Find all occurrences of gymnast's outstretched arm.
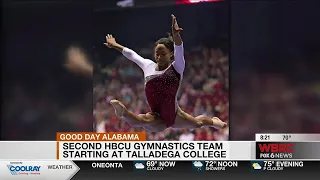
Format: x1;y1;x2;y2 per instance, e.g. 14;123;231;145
104;34;154;72
171;14;185;75
64;46;93;78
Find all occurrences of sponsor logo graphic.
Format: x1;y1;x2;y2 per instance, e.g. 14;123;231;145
7;163;41;175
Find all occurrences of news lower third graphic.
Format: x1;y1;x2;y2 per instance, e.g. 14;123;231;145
256;142;295;159
134;161;177;172
92;162;124;169
134;161;146;172
205;161;238;171
0;161;79;180
7;163;41;176
192;161;204;172
251;161;264;171
251;161;305;171
192;161;239;172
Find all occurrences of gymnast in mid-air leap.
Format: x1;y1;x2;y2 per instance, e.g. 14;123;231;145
64;15;227;132
103;15;227;132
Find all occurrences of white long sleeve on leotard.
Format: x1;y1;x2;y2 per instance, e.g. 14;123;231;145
122;43;186;79
121;48;154;72
172;43;186;75
122;44;185;127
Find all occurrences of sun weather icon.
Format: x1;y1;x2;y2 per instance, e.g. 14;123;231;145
192;161;204;172
252;163;261;169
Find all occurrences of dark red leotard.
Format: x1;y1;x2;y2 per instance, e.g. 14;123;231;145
122;44;185;127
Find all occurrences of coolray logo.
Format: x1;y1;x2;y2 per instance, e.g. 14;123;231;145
0;161;79;179
7;165;41;175
7;165;18;175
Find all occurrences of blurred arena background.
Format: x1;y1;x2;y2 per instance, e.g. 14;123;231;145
2;1;93;140
2;0;319;141
93;1;229;141
231;1;320;140
2;0;229;141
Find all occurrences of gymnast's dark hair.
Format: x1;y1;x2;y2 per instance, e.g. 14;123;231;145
155;33;174;52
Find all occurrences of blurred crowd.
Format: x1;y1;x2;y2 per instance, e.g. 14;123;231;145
4;0;318;142
2;67;92;140
94;43;229;141
232;53;320;140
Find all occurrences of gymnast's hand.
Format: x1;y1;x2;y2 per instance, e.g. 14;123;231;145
171;14;183;36
64;46;93;77
104;34;117;48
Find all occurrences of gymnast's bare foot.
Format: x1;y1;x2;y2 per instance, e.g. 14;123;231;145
212;117;228;129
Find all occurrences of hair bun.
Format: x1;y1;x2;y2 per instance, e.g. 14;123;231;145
166;32;173;41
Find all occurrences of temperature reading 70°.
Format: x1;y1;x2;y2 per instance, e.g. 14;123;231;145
283;135;292;141
146;161;157;167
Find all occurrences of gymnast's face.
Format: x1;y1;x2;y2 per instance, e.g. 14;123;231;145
154;44;173;66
